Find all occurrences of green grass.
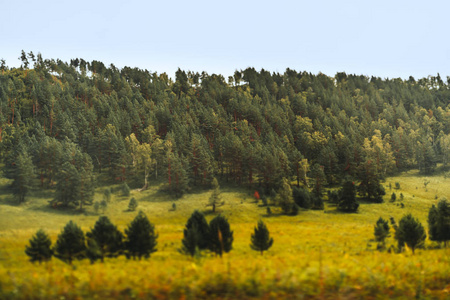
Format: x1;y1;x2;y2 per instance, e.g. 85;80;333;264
1;171;450;299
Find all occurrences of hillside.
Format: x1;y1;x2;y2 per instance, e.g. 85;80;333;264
1;53;450;298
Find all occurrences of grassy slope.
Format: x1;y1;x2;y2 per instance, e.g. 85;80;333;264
0;171;450;299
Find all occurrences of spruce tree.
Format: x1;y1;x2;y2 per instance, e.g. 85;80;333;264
250;220;274;255
184;210;210;250
374;217;390;250
25;229;53;264
128;197;138;211
276;177;295;214
428;198;450;247
54;221;86;264
395;213;426;254
124;211;158;259
86;216;123;262
209;215;233;257
180;224;201;257
122;182;131;197
207;178;223;213
337;181;359;212
11;151;35;203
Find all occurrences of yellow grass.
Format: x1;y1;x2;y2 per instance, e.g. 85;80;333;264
1;172;450;299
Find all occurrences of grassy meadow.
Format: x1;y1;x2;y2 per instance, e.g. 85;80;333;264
1;170;450;299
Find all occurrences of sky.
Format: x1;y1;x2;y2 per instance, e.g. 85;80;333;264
1;0;449;80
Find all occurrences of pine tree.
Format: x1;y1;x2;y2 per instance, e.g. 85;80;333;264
180;224;201;257
103;188;112;203
124;211;158;259
374;217;390;250
357;160;386;203
337;181;359;212
25;229;53;263
207;178;223;213
276;177;295;214
428;198;450;247
122;182;131;197
183;210;210;250
54;221;86;264
86;216;123;262
250;220;274;255
209;215;233;257
11;151;35;203
395;214;426;254
128;197;138;211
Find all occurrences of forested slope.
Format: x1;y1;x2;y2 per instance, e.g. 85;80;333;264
1;52;449;207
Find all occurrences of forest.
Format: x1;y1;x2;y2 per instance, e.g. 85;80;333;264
1;51;450;298
1;51;449;208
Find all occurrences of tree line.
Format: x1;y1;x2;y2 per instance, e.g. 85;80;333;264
1;51;450;208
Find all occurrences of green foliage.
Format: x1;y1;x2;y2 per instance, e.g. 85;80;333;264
250;220;274;255
54;220;86;264
276;178;295;214
395;182;401;189
293;186;312;209
2;56;450;210
311;194;324;210
209;215;233;257
25;229;53;263
337;181;359;212
124;211;158;260
100;199;108;214
51;145;95;210
10;151;35;203
180;224;201;257
184;210;210;250
128;197;138;211
374;217;390;250
395;214;426;254
86;216;123;262
207;178;223;213
94;201;100;214
122;183;131;197
427;198;450;246
357;161;386;203
390;192;397;202
103;188;112;203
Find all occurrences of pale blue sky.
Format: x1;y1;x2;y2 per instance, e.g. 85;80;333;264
1;0;449;80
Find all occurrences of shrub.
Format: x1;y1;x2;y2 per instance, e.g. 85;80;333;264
103;188;112;202
128;197;138;211
100;199;108;214
390;192;396;202
293;186;312;209
395;182;401;189
122;182;131;197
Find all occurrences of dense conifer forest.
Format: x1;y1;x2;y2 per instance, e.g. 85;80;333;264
1;51;449;208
